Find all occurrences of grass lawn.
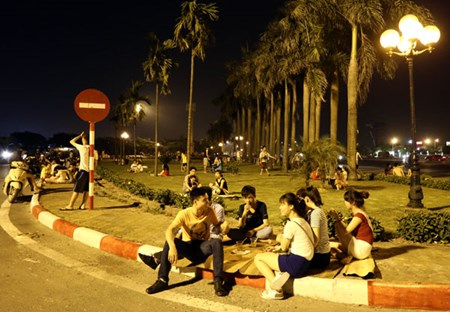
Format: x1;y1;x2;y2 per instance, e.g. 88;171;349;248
99;159;450;236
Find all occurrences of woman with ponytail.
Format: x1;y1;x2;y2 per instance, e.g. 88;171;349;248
254;193;314;300
329;188;373;260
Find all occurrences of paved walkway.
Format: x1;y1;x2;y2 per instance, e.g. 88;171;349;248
29;184;450;310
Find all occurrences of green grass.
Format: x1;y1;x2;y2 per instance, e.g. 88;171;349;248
99;159;450;235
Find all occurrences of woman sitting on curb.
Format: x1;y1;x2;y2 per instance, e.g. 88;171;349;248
296;186;331;270
328;189;373;262
254;193;314;300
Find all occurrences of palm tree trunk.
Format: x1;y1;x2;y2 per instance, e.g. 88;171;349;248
290;80;297;153
247;106;252;161
303;78;310;145
241;105;245;145
186;51;195;170
269;93;275;155
347;25;359;180
309;92;316;143
330;70;339;145
276;105;281;165
283;79;290;172
154;83;159;176
255;95;261;159
315;96;321;142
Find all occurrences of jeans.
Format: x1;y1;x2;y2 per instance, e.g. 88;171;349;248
158;238;224;283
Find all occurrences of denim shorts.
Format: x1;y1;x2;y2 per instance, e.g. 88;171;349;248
278;253;310;278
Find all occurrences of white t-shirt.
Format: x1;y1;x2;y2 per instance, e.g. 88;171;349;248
283;218;314;261
309;208;331;254
74;143;89;172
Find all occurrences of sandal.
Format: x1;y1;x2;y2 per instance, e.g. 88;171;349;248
60;207;74;211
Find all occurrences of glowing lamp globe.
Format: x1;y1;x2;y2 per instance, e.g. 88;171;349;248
420;25;441;46
399;14;423;41
380;29;400;50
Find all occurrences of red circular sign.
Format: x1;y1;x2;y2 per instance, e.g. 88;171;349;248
74;88;110;123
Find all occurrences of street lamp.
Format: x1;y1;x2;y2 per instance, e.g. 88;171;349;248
134;103;142;159
380;14;440;208
391;137;398;155
121;131;129;165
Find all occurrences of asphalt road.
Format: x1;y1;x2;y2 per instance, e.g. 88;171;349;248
359;158;450;177
0;168;436;312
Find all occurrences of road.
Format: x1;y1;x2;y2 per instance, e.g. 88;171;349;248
0;168;433;312
359;158;450;177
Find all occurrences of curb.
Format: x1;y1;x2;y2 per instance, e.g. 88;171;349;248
29;195;450;310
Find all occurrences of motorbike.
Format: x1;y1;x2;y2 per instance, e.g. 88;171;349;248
3;161;31;203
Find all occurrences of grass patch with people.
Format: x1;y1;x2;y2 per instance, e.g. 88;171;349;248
99;158;450;238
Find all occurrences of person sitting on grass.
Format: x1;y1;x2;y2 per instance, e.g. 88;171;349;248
296;186;331;270
182;166;200;194
328;189;373;262
227;185;273;242
254;193;314;300
158;163;170;176
334;166;348;190
209;170;229;195
140;186;230;297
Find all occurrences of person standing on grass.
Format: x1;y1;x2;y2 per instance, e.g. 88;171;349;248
254;193;314;300
259;145;276;176
60;132;89;210
328;189;373;261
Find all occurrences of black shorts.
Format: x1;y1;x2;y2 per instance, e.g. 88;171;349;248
73;170;89;193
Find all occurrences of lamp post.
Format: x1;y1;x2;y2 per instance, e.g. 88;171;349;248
391;137;398;153
121;131;129;165
380;14;440;208
134;103;142;159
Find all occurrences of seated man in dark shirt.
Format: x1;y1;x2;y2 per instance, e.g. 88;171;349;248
227;185;273;242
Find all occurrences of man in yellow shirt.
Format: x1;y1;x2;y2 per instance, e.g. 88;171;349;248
143;186;229;296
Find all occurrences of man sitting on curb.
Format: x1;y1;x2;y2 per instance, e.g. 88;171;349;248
140;186;229;297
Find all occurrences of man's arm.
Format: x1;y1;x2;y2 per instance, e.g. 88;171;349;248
247;219;269;237
70;132;84;148
165;218;181;264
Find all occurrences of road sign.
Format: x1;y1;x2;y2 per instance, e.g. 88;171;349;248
74;88;110;123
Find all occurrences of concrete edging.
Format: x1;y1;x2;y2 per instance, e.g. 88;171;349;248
29;195;450;310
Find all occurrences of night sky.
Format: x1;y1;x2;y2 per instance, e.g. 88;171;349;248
0;0;448;149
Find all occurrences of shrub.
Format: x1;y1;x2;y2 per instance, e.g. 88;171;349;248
374;173;450;191
97;167;198;210
397;211;450;243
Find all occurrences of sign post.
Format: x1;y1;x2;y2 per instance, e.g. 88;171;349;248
74;88;110;209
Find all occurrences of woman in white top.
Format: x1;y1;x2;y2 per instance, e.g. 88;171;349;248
254;193;314;300
296;186;331;269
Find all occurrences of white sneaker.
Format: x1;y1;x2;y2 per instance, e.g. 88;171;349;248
261;289;284;300
270;271;290;291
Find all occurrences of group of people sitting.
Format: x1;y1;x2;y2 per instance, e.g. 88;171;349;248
40;159;76;185
182;166;229;196
127;160;148;173
385;162;409;176
139;183;374;300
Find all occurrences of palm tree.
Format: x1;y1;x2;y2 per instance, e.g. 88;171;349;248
338;0;434;180
300;137;346;186
173;0;218;169
143;32;177;175
110;81;149;161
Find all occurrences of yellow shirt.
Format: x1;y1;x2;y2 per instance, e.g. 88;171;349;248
173;207;219;241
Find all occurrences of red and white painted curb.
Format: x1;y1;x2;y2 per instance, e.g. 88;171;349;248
30;195;450;310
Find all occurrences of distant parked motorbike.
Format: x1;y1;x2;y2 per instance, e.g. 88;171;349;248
3;161;31;203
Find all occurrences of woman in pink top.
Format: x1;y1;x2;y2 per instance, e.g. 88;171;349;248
329;189;373;260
